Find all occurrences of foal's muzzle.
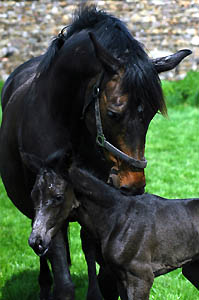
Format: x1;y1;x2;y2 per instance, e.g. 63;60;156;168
28;234;50;257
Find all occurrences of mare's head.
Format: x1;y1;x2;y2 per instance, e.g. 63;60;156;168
21;150;73;256
36;6;191;195
66;7;191;194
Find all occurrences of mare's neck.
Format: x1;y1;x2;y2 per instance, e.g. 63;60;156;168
47;58;111;179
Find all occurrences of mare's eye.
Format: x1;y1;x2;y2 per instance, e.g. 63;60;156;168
107;110;121;120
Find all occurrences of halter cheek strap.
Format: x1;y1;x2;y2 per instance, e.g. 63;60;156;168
81;72;104;119
83;71;147;170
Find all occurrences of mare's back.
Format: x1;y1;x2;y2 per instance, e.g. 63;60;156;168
1;56;42;111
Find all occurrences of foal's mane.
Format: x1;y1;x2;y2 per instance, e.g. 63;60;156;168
36;5;166;115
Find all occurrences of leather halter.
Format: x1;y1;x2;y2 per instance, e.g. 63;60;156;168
83;72;147;170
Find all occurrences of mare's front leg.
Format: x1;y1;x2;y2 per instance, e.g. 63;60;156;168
48;229;75;300
182;260;199;290
39;257;53;300
98;266;119;300
80;227;103;300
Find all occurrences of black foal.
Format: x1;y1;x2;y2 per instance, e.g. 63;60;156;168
69;167;199;300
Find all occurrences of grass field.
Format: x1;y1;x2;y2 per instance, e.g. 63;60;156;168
0;82;199;299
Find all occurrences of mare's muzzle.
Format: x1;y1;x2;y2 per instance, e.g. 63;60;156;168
108;166;146;195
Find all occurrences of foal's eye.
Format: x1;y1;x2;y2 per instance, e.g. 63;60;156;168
107;110;121;120
31;189;39;200
55;195;64;202
137;105;144;120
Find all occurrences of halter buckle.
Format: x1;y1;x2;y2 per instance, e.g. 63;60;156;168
96;134;105;147
93;85;100;98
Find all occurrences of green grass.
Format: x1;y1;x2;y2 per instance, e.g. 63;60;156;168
0;77;199;299
145;106;199;300
145;106;199;198
162;71;199;107
0;81;2;121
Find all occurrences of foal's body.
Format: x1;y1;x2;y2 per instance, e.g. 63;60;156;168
70;168;199;299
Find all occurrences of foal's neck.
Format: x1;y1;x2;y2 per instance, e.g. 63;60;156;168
74;192;119;240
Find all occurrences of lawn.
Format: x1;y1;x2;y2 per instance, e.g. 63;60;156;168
0;78;199;299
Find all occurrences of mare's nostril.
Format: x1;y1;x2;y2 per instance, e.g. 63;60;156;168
120;185;132;195
120;185;145;196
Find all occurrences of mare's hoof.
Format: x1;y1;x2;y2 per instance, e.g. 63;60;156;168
40;296;53;300
87;289;103;300
39;291;53;300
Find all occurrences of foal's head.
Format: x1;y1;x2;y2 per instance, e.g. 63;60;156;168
21;150;73;256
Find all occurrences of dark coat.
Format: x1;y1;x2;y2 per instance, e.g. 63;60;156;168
70;167;199;300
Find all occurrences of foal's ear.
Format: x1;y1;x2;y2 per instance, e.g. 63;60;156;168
20;151;43;173
45;149;64;168
45;148;71;171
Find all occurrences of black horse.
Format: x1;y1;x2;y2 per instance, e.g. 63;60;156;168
22;158;199;300
69;166;199;300
0;5;191;300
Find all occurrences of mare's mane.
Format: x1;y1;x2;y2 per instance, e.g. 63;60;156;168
36;36;65;78
36;5;166;115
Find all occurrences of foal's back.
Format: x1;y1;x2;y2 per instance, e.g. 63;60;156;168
70;167;199;271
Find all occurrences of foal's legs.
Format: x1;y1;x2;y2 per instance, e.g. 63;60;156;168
48;229;75;300
80;228;103;300
39;257;53;300
31;219;53;300
38;223;72;300
117;270;153;300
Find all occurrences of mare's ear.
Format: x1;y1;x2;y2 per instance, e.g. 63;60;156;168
89;32;121;74
20;151;43;173
152;49;192;73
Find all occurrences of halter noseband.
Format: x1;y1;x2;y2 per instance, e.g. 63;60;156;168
83;72;147;170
